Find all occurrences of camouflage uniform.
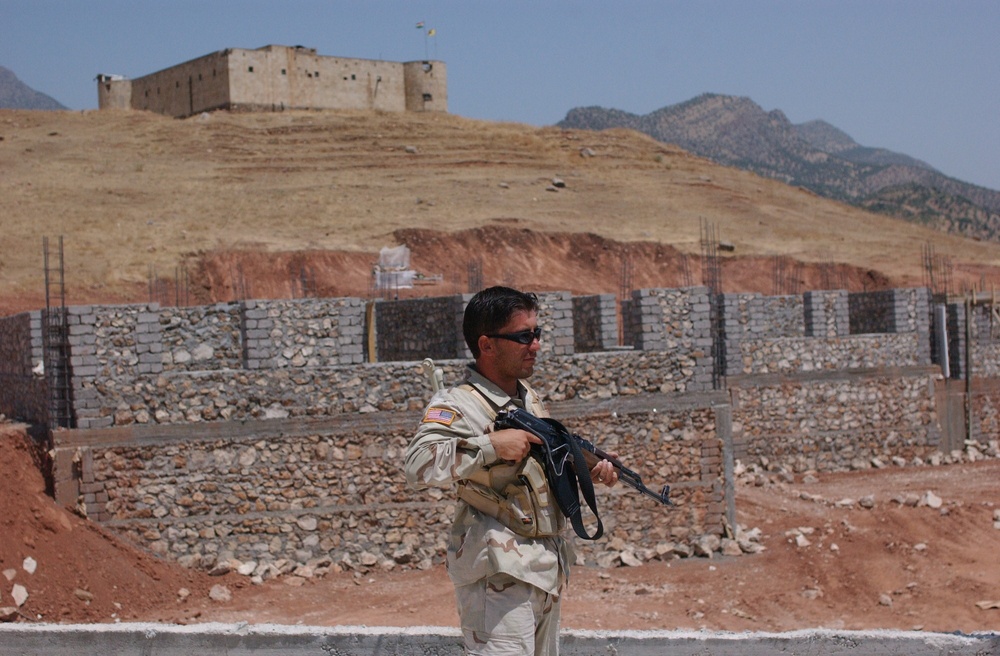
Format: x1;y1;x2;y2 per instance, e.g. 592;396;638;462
405;365;572;655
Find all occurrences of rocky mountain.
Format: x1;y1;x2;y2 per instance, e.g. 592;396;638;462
0;66;67;110
558;94;1000;241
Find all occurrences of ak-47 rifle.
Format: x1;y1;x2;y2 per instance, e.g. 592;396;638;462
419;359;670;540
494;407;672;507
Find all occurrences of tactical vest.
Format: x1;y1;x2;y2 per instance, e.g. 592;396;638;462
454;382;564;539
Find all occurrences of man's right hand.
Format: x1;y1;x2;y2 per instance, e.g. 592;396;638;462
489;428;542;462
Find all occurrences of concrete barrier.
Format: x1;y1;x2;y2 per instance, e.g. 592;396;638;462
0;623;997;655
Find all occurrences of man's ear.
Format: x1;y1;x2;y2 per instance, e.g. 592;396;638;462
477;334;494;357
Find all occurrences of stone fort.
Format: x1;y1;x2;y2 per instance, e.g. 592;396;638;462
96;44;447;118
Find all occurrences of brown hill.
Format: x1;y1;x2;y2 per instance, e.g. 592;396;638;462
2;107;1000;316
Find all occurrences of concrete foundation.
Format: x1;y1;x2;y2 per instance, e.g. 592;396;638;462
0;623;996;655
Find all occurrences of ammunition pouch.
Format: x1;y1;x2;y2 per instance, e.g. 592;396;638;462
457;456;561;538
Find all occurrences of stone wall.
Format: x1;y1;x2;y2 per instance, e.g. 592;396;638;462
849;288;929;344
968;302;1000;378
0;285;972;432
731;334;922;376
933;299;1000;381
540;291;576;357
6;284;998;577
572;294;619;353
243;298;367;369
804;290;849;338
965;301;1000;441
63;354;729;572
65;304;164;429
126;49;231;117
970;380;1000;445
0;311;47;424
722;293;805;341
720;293;804;376
161;303;242;372
375;295;466;362
730;370;941;472
625;287;714;390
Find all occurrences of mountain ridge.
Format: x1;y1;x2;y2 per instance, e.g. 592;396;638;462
558;94;1000;241
0;66;67;110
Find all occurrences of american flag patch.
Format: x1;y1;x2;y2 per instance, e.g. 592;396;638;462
422;407;458;426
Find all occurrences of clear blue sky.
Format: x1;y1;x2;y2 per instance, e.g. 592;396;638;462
3;0;999;191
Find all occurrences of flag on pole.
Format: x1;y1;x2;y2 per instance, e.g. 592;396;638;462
415;21;425;29
427;28;436;36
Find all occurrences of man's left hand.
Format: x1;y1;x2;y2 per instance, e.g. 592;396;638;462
590;458;618;487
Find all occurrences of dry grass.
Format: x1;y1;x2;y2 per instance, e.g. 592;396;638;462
2;107;1000;313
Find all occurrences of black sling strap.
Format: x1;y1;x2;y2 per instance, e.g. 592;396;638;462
532;416;604;540
493;408;604;541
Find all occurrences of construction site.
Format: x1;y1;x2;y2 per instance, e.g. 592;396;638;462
1;106;999;653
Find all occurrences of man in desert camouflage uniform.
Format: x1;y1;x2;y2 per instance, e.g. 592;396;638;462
405;286;618;655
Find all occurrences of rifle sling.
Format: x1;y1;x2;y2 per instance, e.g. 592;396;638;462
534;416;604;540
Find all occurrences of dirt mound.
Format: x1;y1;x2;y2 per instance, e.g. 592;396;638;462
0;425;230;623
187;226;893;305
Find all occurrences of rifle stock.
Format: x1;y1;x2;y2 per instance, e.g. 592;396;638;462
494;408;672;507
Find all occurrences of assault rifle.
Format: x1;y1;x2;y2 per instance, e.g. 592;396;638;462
494;407;672;507
419;358;670;540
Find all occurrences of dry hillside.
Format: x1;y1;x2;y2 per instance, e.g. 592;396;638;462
3;108;1000;315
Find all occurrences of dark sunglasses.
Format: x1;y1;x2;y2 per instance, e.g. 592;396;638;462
486;327;542;345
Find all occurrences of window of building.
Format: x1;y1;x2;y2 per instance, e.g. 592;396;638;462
281;69;286;75
423;93;433;101
198;73;203;81
176;81;180;88
248;66;254;73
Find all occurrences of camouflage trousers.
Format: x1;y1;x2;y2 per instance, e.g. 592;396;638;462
454;573;561;655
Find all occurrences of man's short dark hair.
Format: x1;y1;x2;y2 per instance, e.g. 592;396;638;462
463;286;539;358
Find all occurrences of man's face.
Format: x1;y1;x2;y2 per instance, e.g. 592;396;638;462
491;309;541;381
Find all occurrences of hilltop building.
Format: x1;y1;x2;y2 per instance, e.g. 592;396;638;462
97;44;447;118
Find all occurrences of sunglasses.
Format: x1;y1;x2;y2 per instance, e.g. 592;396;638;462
486;327;542;345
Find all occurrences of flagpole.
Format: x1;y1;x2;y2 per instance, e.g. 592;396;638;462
416;21;428;60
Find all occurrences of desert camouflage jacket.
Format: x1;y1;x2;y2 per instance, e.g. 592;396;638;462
404;365;572;596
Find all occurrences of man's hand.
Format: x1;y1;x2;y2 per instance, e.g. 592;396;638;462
489;428;542;462
590;455;619;488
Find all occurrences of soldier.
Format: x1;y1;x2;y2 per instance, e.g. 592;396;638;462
404;286;618;655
